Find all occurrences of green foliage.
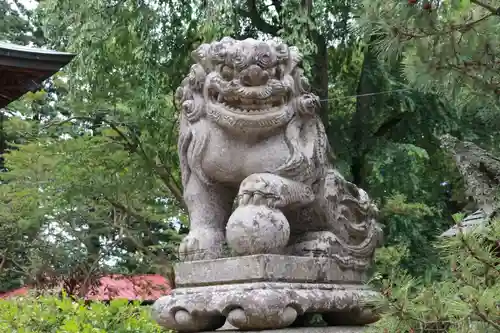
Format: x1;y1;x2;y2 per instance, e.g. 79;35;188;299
36;0;192;206
0;133;182;291
381;193;434;219
358;0;500;115
369;217;500;332
365;137;462;275
372;244;411;282
0;0;45;45
0;295;165;332
0;0;185;290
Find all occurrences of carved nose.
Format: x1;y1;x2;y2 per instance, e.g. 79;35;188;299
241;65;269;86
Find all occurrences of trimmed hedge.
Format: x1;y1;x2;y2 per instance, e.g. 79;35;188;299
0;295;166;332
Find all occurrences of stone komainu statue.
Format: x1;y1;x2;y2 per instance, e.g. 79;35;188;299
152;37;382;333
176;37;381;264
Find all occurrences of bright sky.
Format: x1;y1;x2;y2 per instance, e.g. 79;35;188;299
10;0;37;10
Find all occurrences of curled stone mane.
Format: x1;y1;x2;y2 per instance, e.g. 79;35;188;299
176;37;328;186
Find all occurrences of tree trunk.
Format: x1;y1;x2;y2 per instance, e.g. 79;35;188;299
311;33;329;129
351;41;378;187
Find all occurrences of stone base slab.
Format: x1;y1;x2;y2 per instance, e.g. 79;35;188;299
152;282;378;332
175;254;366;287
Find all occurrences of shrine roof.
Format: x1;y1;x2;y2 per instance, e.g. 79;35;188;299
0;42;75;108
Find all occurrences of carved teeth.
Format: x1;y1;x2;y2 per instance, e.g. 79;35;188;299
220;105;281;114
213;92;287;114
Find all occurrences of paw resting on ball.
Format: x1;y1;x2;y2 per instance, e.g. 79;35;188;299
237;173;315;209
237;174;282;207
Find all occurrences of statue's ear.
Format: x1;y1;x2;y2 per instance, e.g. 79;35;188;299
191;43;210;64
287;46;303;74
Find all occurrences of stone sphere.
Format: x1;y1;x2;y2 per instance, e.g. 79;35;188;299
226;205;290;255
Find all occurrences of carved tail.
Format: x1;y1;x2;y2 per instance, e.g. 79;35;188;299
322;169;383;269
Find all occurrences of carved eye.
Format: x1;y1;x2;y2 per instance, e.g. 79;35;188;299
182;100;193;114
256;52;273;68
221;65;233;80
233;51;247;70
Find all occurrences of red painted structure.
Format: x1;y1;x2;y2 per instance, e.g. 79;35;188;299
0;274;172;302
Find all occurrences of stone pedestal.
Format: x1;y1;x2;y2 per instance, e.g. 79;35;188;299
152;255;378;332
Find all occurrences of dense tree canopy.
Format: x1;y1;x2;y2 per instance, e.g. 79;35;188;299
0;0;498;304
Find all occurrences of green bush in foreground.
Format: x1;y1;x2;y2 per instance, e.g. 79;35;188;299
0;295;165;333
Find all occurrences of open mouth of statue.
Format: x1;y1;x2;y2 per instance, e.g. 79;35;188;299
208;89;288;113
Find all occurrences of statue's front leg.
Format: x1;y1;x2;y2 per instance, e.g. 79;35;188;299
179;174;235;261
237;173;315;209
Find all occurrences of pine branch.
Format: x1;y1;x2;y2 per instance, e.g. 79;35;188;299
471;0;500;15
458;230;500;276
392;13;494;40
472;303;500;331
443;63;499;91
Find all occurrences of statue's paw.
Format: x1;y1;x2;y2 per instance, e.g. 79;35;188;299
237;174;282;207
179;230;225;261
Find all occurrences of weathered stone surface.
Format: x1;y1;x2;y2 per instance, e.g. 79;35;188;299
439;134;500;238
152;282;378;332
226;205;291;256
439;134;500;215
152;37;383;332
175;255;367;287
440;209;489;237
214;323;370;332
